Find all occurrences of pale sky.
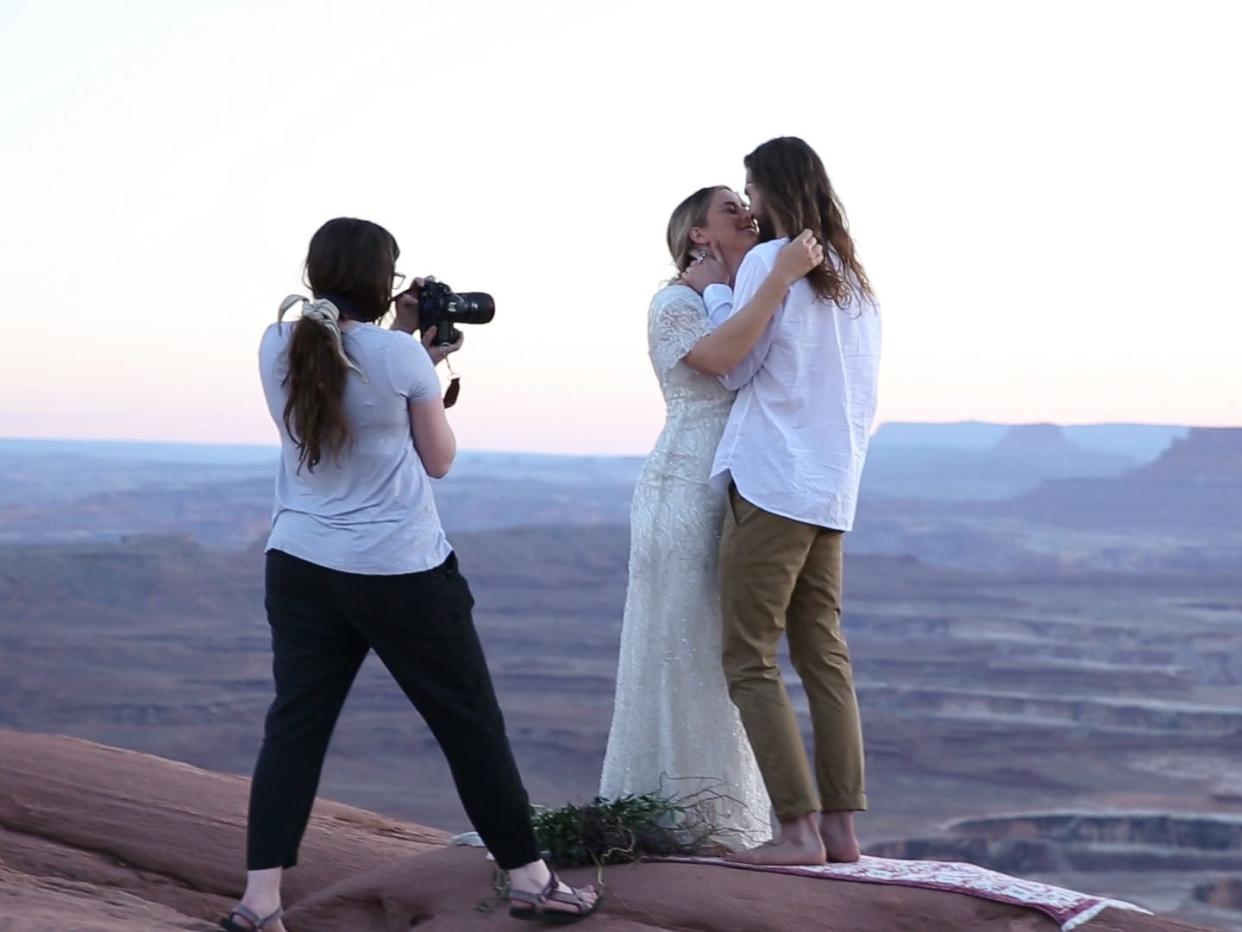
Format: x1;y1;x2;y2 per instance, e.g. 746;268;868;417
3;0;1238;454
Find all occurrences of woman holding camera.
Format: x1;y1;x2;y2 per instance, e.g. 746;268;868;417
222;217;597;931
599;187;822;848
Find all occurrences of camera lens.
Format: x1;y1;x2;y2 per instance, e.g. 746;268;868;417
449;293;495;325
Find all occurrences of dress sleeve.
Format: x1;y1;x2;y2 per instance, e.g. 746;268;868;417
648;287;710;376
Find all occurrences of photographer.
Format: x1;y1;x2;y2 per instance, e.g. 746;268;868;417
223;217;597;931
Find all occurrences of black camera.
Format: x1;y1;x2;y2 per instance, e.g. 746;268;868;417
416;281;495;345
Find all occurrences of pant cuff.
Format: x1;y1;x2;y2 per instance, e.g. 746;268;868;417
773;802;822;822
491;844;543;872
245;854;298;871
820;795;867;812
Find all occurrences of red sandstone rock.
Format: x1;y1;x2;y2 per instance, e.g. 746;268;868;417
0;730;444;926
0;730;1215;931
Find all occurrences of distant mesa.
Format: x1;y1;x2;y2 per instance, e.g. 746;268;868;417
1133;427;1242;481
995;426;1242;537
990;423;1089;457
869;422;1187;461
986;423;1136;473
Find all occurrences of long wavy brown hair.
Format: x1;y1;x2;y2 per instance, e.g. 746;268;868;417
745;137;872;307
283;217;399;471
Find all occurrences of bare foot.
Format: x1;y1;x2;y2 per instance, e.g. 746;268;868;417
726;813;826;866
819;811;861;863
726;837;827;866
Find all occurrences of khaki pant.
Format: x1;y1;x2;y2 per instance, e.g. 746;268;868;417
720;486;866;821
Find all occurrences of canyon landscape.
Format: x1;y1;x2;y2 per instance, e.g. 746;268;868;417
1;424;1239;929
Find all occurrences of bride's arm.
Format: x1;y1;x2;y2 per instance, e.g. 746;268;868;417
681;231;822;378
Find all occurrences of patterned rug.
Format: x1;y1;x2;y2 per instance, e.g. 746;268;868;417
653;855;1150;930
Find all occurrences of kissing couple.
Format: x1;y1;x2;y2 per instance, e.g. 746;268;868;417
600;134;883;867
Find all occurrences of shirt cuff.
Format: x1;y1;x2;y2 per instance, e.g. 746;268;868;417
703;283;734;326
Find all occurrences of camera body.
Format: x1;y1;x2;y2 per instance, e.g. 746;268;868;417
417;281;495;345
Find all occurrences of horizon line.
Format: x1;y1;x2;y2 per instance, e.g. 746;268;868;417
0;419;1221;458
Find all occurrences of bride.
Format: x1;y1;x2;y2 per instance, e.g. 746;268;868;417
600;186;822;847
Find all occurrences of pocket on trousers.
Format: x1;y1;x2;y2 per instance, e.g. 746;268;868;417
727;483;754;526
435;551;476;612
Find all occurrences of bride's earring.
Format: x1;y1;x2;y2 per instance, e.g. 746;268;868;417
691;246;708;264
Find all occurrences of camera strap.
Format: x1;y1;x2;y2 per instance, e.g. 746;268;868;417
443;358;461;408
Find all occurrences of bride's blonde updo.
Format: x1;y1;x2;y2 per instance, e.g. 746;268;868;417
666;185;729;274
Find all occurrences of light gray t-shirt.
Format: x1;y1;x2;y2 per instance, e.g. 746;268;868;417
258;321;452;575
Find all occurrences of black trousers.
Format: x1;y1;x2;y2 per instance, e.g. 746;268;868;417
247;549;540;871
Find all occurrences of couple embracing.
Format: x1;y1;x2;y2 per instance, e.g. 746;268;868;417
600;135;882;866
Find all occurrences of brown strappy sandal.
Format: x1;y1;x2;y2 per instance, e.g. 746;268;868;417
219;903;283;931
509;871;598;924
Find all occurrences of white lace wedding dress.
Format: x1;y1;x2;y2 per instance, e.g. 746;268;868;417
599;283;772;848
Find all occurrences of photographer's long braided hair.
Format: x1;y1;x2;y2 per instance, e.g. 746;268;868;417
279;217;399;471
745;137;873;309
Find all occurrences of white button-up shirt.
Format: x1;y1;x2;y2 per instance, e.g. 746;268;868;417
706;239;882;532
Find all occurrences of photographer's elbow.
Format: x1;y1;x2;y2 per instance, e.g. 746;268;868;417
424;452;454;479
